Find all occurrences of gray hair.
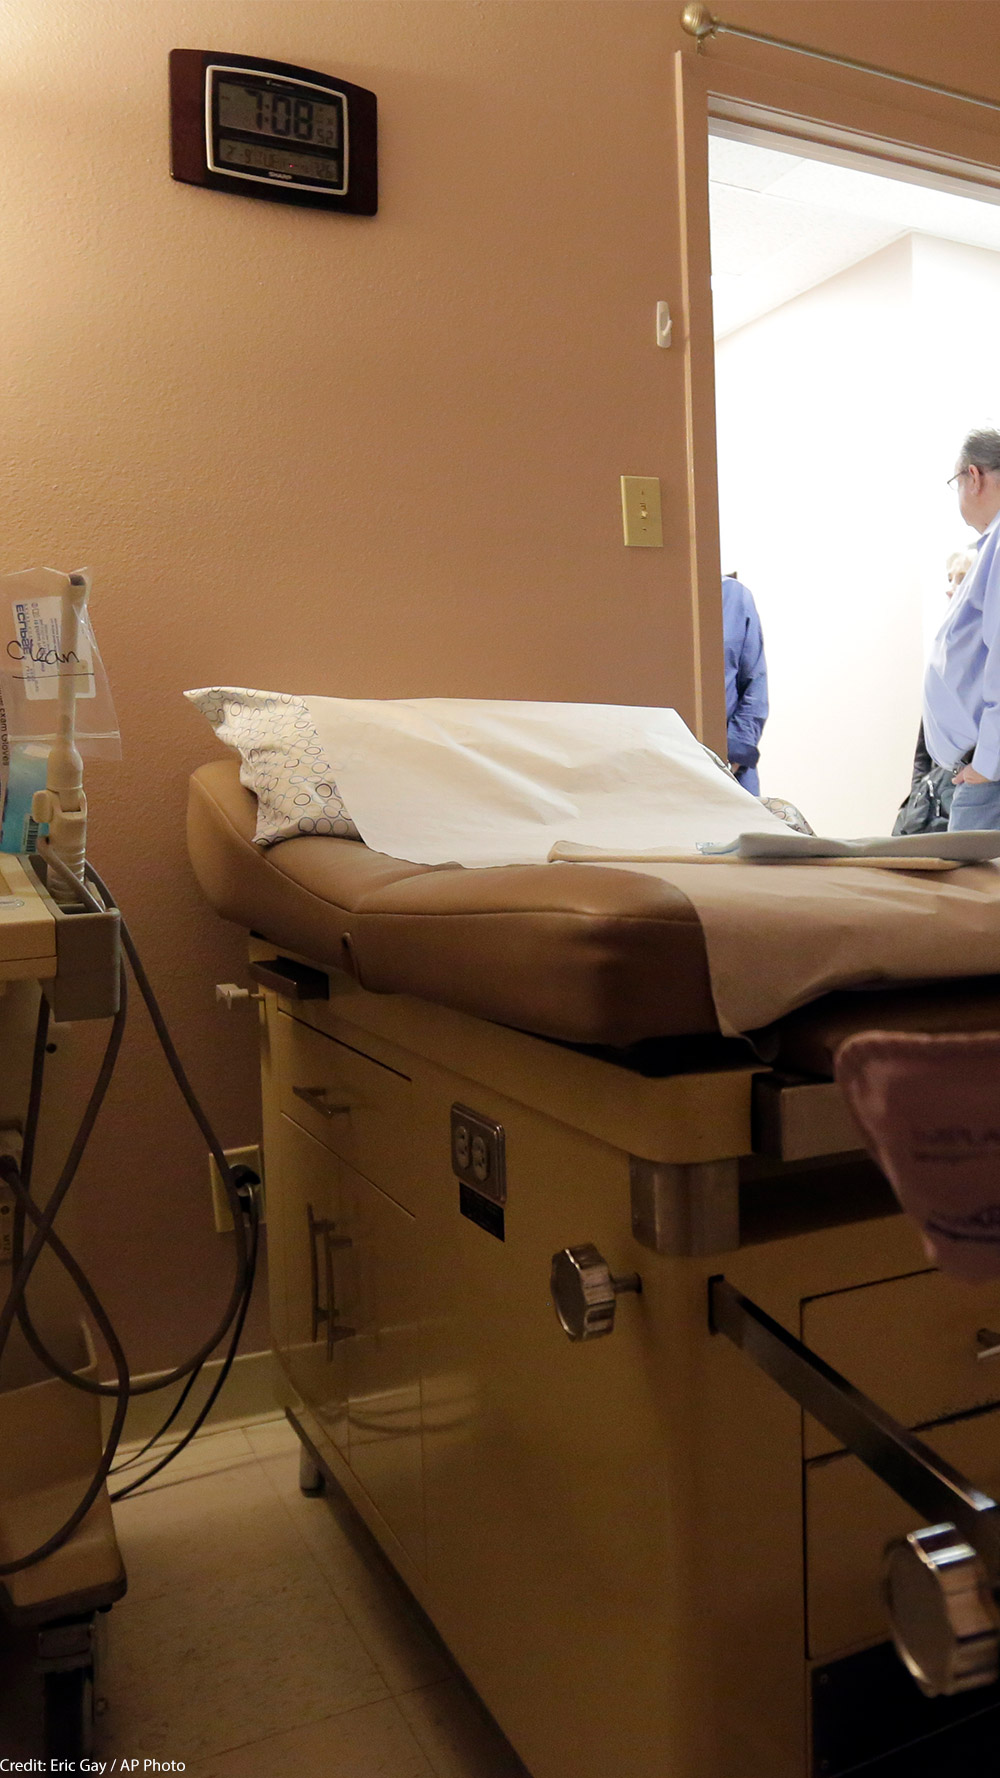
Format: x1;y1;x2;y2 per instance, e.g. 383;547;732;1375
958;428;1000;475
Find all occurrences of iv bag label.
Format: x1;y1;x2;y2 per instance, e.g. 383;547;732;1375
8;597;96;701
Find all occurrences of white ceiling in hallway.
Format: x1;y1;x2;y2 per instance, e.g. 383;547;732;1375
709;135;1000;338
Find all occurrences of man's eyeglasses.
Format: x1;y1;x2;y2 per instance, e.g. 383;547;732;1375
948;468;973;488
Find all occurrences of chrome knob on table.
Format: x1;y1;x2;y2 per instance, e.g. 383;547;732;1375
884;1524;1000;1697
550;1244;641;1342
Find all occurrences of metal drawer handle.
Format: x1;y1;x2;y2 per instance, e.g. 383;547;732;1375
307;1203;354;1358
976;1328;1000;1361
294;1084;353;1119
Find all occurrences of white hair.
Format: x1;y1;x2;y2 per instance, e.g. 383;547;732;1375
947;546;976;576
958;429;1000;475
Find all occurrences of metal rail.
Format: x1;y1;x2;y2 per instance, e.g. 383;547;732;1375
681;4;1000;122
710;1276;1000;1579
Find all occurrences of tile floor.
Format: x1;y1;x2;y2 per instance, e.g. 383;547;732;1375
0;1416;531;1778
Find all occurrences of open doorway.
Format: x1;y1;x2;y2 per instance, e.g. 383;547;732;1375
708;127;1000;835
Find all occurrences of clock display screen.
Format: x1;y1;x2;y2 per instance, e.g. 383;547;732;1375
217;79;342;149
219;138;341;182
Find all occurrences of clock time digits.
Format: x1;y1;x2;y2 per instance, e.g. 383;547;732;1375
217;79;342;149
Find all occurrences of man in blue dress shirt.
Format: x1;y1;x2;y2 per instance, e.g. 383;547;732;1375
722;574;769;796
924;429;1000;830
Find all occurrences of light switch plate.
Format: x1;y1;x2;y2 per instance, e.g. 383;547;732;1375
621;476;663;547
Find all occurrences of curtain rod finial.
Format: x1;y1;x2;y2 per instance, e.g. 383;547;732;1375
681;4;719;41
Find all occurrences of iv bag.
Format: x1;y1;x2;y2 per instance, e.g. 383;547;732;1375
0;566;122;759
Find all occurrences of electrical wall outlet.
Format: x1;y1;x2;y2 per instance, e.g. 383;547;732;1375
450;1105;506;1205
0;1127;22;1266
0;1181;13;1264
209;1143;265;1234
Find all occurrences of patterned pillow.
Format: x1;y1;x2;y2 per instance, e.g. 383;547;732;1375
185;686;360;846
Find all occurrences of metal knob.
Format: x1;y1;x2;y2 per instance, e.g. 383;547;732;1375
884;1524;1000;1697
680;3;719;41
550;1244;641;1342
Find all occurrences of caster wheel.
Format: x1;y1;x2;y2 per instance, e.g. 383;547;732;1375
299;1448;325;1495
43;1665;93;1760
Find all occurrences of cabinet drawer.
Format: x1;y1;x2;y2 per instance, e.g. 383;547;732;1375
802;1270;1000;1458
276;1011;413;1202
806;1406;1000;1660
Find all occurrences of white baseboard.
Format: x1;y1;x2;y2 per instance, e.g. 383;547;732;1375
100;1347;286;1445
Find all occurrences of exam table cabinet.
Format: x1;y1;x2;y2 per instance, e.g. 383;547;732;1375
252;938;1000;1778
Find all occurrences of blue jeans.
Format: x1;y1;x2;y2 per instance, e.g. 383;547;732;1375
949;778;1000;830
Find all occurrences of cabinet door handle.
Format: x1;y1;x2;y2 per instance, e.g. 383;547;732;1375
294;1084;353;1119
977;1328;1000;1361
307;1202;354;1357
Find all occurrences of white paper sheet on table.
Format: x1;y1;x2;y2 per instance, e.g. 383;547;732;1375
303;698;791;867
550;830;1000;869
697;829;1000;863
296;696;1000;1038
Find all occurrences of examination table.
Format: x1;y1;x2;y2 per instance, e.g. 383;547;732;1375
189;756;1000;1778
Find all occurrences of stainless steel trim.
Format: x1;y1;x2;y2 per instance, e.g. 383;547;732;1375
711;1277;1000;1582
629;1157;739;1255
751;1074;864;1162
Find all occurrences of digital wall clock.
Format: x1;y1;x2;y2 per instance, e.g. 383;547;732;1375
169;49;377;214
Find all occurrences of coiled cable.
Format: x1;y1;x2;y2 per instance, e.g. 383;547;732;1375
0;844;260;1569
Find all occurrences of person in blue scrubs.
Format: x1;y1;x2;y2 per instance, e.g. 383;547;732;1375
923;430;1000;830
722;574;769;796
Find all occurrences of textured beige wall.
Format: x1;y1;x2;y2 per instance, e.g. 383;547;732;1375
3;1;1000;1369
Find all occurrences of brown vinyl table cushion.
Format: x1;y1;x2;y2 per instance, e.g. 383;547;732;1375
187;760;719;1045
188;761;1000;1058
